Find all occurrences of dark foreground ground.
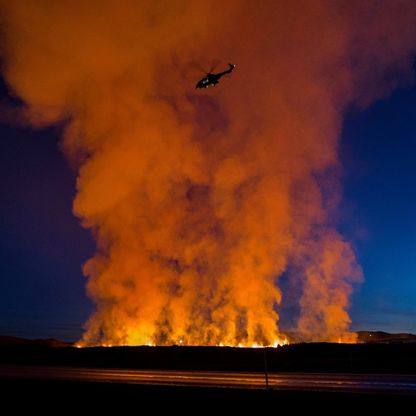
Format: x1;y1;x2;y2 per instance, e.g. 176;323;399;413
1;340;416;409
2;340;416;373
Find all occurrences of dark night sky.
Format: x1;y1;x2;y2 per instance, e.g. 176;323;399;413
0;81;94;341
341;85;416;334
1;77;416;342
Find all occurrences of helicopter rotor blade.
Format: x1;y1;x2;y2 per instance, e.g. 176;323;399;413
189;60;209;74
208;59;221;73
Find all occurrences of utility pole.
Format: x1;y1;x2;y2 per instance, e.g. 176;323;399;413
263;347;269;389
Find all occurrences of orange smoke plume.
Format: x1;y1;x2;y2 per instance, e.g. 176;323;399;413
1;1;416;345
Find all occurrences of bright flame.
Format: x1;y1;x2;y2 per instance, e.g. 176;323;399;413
273;338;288;347
76;338;289;348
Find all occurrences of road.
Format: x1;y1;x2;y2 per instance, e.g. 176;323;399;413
1;365;416;394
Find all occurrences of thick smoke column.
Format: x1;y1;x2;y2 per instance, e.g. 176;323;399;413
1;1;416;345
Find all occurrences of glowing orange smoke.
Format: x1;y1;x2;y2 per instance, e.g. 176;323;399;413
1;1;416;346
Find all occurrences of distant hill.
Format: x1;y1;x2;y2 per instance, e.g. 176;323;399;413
1;331;415;348
0;335;72;348
357;331;416;344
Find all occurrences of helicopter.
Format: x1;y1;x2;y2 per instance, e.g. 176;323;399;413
195;63;236;89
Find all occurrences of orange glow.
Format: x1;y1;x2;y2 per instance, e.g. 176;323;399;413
2;1;416;346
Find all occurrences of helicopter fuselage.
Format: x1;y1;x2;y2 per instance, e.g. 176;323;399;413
195;63;235;89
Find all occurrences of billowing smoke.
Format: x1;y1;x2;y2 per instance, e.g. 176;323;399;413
1;1;415;345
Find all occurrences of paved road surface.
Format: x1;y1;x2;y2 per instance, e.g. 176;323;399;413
1;365;416;394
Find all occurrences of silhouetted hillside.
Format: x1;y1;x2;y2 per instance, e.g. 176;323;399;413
0;335;71;348
357;331;416;343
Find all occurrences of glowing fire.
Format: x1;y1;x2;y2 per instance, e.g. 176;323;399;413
76;336;290;348
74;337;290;348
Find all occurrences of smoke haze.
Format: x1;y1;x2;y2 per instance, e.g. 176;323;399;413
1;0;416;345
